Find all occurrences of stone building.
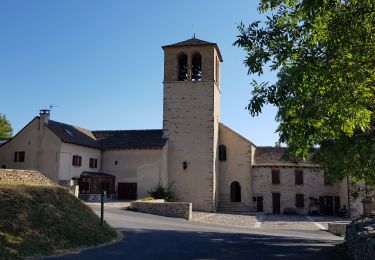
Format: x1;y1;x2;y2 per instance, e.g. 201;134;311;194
0;37;361;216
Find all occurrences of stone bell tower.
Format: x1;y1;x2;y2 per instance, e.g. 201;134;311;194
162;37;223;211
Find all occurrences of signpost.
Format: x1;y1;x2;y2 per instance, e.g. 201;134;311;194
100;190;106;225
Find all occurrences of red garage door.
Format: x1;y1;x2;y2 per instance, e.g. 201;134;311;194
117;183;137;200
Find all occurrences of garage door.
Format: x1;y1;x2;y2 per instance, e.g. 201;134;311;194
117;183;137;200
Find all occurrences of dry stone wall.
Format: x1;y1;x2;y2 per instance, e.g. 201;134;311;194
131;201;192;220
0;169;55;185
346;216;375;260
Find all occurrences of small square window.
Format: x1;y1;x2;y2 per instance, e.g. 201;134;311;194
14;151;25;162
89;158;98;168
72;155;82;167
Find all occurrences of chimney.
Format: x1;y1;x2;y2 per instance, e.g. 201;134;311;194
39;109;50;127
275;142;281;147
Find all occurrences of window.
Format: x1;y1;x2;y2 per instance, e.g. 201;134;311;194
14;151;25;162
64;128;73;136
191;53;202;81
271;169;280;184
219;145;227;161
178;53;188;81
72;155;82;167
89;158;98;168
295;170;304;185
296;194;304;208
78;177;115;194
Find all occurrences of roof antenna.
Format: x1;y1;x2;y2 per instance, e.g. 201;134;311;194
49;104;60;111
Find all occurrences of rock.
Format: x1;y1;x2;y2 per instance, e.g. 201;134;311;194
346;216;375;260
357;231;369;238
364;226;375;231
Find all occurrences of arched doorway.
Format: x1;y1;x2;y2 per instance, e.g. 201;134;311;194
230;181;241;202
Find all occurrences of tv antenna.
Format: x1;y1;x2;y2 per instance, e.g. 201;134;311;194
49;104;60;111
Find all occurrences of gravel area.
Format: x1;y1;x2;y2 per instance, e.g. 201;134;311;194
192;212;349;231
260;214;317;230
192;211;259;228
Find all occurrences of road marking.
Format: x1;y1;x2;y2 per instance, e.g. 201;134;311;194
306;216;327;230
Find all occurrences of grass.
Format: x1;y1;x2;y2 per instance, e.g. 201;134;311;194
0;184;117;259
140;197;155;201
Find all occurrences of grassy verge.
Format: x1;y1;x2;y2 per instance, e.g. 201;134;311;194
0;184;117;259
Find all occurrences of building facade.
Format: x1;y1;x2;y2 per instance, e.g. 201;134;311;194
0;37;361;216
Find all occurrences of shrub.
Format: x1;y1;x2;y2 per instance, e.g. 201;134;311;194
148;182;174;202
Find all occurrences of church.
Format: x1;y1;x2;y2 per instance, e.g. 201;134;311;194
0;37;361;216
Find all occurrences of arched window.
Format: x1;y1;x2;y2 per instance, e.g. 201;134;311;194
191;53;202;81
219;145;226;161
230;181;241;202
178;53;188;81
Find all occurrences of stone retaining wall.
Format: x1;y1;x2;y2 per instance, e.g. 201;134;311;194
131;201;192;220
328;221;350;236
346;216;375;260
0;169;55;185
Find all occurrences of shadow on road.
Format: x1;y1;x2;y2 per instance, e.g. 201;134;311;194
53;228;342;260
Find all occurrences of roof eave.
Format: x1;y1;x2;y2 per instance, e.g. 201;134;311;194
162;43;223;62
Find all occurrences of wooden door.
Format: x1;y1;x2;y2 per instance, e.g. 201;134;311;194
334;196;340;216
256;196;263;212
272;193;281;214
117;183;137;200
326;196;334;215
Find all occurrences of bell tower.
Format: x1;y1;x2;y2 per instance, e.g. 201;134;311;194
162;37;223;211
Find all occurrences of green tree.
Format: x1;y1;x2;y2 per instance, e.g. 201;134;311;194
0;114;12;139
234;1;375;184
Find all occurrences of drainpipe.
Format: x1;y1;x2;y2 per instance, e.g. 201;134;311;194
347;175;351;217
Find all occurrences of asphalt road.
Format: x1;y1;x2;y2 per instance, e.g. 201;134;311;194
50;205;344;260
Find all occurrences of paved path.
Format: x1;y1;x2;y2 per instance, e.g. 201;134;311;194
193;211;349;231
49;205;343;260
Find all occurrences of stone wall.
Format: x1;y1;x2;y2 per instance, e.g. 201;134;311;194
131;201;192;220
218;123;253;206
252;167;347;214
0;169;56;185
346;216;375;260
0;117;61;182
162;43;221;212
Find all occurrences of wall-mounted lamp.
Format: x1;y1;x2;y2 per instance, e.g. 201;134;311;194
183;161;188;170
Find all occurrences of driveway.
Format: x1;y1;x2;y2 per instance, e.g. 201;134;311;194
49;204;344;260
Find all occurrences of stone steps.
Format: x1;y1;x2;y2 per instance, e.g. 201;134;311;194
217;202;256;213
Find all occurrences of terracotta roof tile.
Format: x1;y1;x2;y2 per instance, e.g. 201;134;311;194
162;37;223;62
253;146;318;168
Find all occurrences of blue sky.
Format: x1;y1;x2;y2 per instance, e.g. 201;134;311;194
0;0;279;146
